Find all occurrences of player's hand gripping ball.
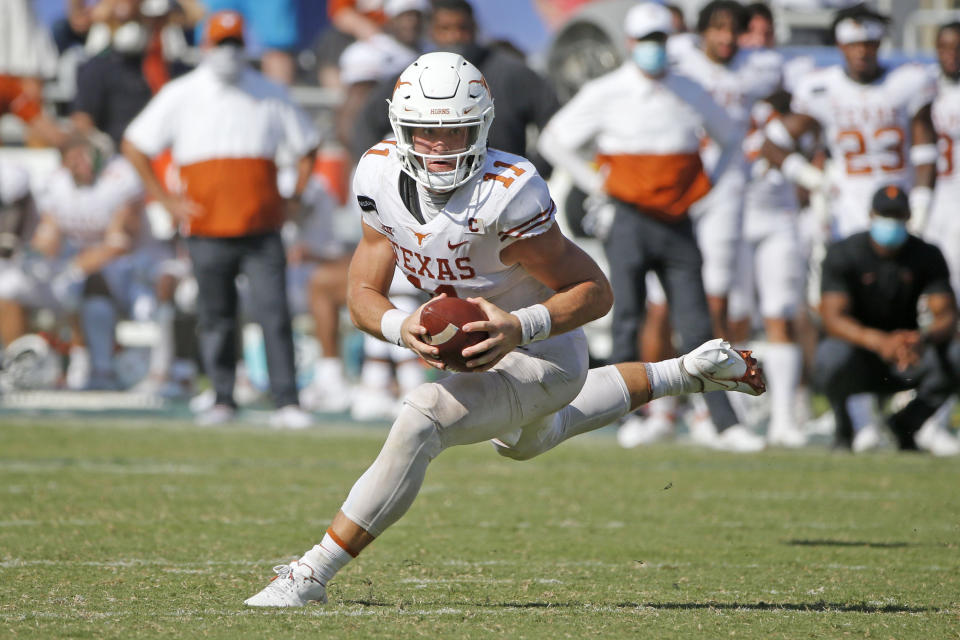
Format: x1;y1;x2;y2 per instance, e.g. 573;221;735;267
420;297;489;371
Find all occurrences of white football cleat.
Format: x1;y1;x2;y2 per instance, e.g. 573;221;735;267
270;405;314;430
767;422;807;449
713;424;766;453
915;422;960;457
244;561;327;607
617;414;674;448
852;422;886;453
681;339;766;396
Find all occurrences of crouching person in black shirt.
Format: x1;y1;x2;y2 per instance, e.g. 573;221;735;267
816;185;960;453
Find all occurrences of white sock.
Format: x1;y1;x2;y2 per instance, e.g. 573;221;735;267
315;357;345;382
395;360;424;395
763;342;802;432
301;531;354;586
80;296;116;376
149;303;175;378
360;359;391;390
644;357;695;399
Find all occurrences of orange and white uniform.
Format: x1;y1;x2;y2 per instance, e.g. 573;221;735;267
792;64;936;238
354;143;556;311
926;69;960;297
669;45;782;297
539;62;737;220
124;65;320;238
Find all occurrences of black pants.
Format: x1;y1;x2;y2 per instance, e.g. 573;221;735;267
602;201;738;431
815;337;960;449
187;232;298;409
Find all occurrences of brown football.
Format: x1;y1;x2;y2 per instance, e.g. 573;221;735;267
419;297;489;371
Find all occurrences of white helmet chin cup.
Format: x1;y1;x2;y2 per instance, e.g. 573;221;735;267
388;51;495;192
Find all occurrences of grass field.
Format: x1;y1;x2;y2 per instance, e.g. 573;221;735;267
1;415;959;639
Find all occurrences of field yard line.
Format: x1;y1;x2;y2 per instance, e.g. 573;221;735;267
0;460;214;475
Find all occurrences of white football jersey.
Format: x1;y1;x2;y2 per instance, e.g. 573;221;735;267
353;142;555;312
926;70;960;296
673;46;782;171
792;64;936;237
35;156;143;248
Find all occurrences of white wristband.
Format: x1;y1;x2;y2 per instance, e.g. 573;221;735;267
511;304;551;345
780;152;825;192
909;144;939;166
380;308;408;347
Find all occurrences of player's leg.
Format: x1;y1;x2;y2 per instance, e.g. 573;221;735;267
187;236;242;412
497;336;766;461
755;228;805;447
300;256;352;411
79;273;119;389
246;334;588;606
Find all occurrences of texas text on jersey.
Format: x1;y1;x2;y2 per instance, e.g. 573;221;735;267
353;142;556;312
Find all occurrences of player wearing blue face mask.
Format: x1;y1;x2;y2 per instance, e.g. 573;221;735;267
815;185;960;455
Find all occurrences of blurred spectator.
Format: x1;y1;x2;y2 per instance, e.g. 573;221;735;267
335;0;426;154
71;1;187;148
0;0;65;146
351;0;560;175
200;0;300;84
316;0;389;88
538;2;758;452
0;132;146;390
123;10;320;428
816;185;960;456
0;161;37;348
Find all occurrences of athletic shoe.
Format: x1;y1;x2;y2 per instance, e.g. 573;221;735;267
195;404;236;426
617;414;674;448
244;561;327;607
300;379;353;413
270;405;314;430
713;424;766;452
681;339;766;396
915;422;960;457
687;412;719;448
852;422;885;453
350;386;400;421
767;422;807;449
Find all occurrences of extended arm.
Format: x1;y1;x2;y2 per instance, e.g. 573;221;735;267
908;104;937;232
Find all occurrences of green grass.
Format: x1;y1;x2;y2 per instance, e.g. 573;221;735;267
1;416;959;639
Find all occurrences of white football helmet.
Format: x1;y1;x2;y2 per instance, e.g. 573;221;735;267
388;52;494;192
0;334;62;392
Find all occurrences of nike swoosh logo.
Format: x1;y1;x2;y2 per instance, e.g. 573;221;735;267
448;240;469;250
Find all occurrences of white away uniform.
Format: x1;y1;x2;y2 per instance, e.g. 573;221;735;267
926;71;960;298
792;64;936;239
648;46;781;303
350;142;626;481
728;104;803;322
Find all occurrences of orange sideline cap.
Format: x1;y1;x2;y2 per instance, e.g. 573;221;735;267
206;10;245;45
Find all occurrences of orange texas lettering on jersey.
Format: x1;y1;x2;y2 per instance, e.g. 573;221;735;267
386;238;477;282
830;102;898;128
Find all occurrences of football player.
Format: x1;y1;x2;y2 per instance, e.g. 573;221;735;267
761;4;937;240
244;52;766;607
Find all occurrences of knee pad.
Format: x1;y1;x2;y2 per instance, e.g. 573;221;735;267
403;381;464;429
384;403;444;462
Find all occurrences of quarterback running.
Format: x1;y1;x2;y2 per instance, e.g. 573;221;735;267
244;52;765;607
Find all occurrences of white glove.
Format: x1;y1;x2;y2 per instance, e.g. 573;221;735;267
50;264;86;312
582;194;616;241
